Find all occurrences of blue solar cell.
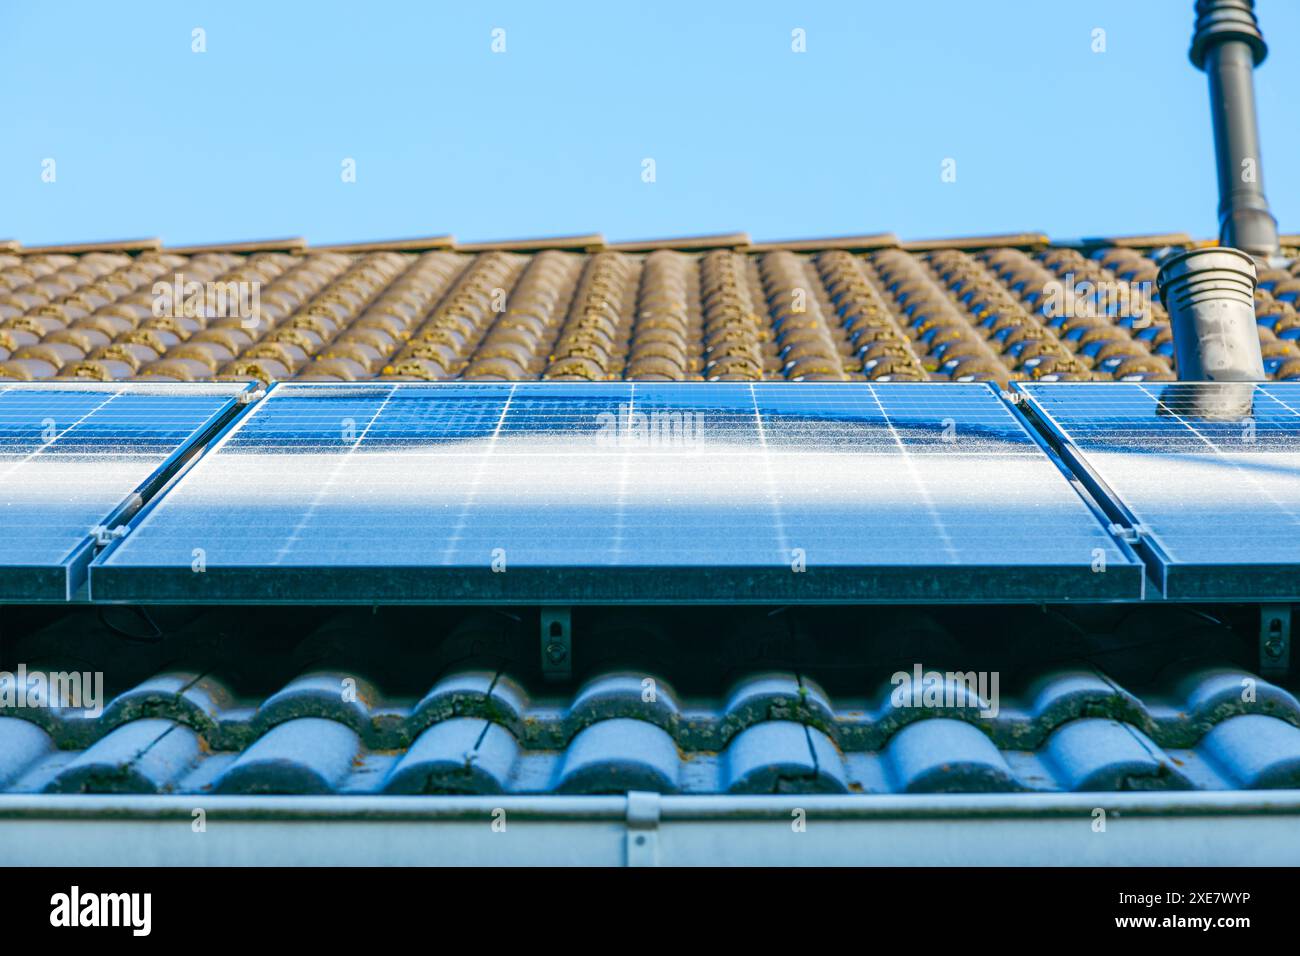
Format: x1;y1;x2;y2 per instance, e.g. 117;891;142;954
0;382;248;600
92;382;1141;603
1018;381;1300;599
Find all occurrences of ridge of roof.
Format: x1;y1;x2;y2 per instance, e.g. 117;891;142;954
901;232;1050;252
1057;232;1195;250
17;238;162;255
6;232;1261;257
607;232;750;252
746;232;899;252
311;235;455;254
163;238;309;255
453;233;605;253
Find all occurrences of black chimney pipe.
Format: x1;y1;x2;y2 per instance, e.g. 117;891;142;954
1190;0;1280;259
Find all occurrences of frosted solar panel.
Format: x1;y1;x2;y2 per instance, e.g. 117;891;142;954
1018;381;1300;599
91;382;1142;603
0;382;248;600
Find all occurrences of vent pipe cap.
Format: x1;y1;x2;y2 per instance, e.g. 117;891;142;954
1157;247;1264;382
1191;0;1267;69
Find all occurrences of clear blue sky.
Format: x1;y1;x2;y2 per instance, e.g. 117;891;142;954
2;0;1297;246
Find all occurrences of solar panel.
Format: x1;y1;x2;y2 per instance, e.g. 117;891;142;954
0;382;250;600
90;382;1142;604
1017;381;1300;600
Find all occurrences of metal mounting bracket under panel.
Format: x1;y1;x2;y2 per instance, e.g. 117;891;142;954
541;607;572;682
1260;606;1292;677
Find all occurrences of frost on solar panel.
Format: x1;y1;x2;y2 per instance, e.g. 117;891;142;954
0;382;248;600
1018;382;1300;599
92;382;1140;603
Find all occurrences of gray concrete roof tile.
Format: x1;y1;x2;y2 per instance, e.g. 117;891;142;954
214;717;360;795
1043;719;1191;791
383;718;518;795
556;718;681;794
4;660;1299;796
885;719;1021;793
1200;714;1300;789
724;721;845;794
47;719;200;794
0;717;54;789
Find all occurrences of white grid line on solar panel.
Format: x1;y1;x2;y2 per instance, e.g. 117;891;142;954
0;384;243;568
867;382;959;561
437;383;514;564
214;383;1042;458
610;385;634;562
1133;383;1300;544
747;382;791;557
275;384;401;562
100;382;1132;572
1256;386;1300;421
0;392;237;455
1023;383;1300;451
0;388;122;477
1021;383;1300;566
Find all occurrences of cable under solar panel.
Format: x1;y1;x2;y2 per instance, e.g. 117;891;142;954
89;382;1142;604
0;382;250;601
1017;381;1300;600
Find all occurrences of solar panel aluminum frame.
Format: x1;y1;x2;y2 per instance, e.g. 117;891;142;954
88;381;1145;606
0;382;255;602
1013;382;1300;602
1007;390;1147;601
91;560;1142;606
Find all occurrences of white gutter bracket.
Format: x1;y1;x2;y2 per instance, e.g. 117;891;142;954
625;791;661;867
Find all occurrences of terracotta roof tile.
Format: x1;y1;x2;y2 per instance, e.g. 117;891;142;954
2;237;1295;385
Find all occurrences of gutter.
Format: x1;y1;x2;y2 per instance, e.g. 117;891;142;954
4;792;1300;866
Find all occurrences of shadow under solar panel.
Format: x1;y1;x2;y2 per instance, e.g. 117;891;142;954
1018;381;1300;600
88;382;1142;604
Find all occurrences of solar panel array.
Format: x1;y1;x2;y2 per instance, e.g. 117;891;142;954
0;382;247;600
90;382;1141;603
1019;382;1300;599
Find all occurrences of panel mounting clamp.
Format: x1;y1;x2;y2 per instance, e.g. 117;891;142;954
90;525;128;547
1259;606;1291;677
540;607;572;683
237;388;267;405
625;791;661;867
1107;522;1147;543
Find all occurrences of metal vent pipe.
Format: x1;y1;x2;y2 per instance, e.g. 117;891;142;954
1157;0;1273;383
1190;0;1280;259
